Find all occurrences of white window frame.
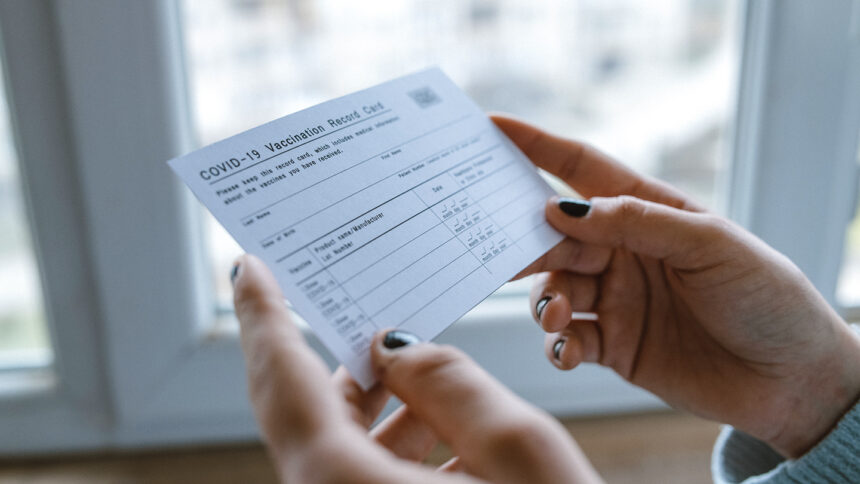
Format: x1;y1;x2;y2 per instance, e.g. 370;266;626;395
729;0;860;312
0;0;857;453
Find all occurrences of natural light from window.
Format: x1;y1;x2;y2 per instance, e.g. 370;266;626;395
180;0;740;310
835;136;860;308
0;55;51;368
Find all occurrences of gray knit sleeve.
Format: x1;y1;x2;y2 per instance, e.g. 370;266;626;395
711;400;860;483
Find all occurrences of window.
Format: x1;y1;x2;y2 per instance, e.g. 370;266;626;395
835;137;860;309
726;1;860;314
0;52;50;369
1;0;858;453
180;0;741;308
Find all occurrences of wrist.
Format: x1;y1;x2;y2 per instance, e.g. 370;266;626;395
768;323;860;457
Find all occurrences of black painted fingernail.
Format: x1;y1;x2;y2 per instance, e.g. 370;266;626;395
535;296;551;322
383;330;421;349
553;339;565;361
230;263;240;286
558;198;591;217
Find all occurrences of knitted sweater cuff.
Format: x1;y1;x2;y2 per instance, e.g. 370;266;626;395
712;400;860;483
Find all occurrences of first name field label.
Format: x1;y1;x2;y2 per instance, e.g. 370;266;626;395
168;68;563;388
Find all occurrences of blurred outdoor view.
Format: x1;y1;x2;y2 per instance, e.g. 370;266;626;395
181;0;741;308
0;61;50;366
837;141;860;307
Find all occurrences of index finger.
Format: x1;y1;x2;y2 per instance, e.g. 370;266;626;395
491;114;703;212
232;254;348;450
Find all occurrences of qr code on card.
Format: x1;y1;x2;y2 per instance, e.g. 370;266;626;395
408;86;442;108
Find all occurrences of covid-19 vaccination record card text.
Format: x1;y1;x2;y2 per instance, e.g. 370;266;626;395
168;68;564;388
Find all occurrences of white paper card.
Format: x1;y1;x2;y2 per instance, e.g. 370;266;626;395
168;68;563;388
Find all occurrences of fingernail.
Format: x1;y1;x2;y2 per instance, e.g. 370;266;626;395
230;263;240;286
535;296;551;323
558;197;591;217
383;330;421;349
553;339;565;361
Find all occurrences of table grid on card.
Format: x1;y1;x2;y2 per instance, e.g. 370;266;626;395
276;137;547;348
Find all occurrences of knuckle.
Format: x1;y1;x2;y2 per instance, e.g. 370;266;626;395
245;347;284;400
235;290;285;321
614;195;645;224
562;237;585;268
695;213;734;246
608;195;646;247
702;212;733;235
558;141;589;181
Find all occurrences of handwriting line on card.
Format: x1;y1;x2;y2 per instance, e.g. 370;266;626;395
168;68;563;388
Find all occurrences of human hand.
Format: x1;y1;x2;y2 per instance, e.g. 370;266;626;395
231;254;602;484
493;115;860;458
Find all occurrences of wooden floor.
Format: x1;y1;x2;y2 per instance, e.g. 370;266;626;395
0;411;722;483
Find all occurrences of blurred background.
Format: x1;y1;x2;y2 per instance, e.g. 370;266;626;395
1;1;858;482
183;0;739;306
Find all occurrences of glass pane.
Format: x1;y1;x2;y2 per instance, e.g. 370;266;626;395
181;0;740;307
835;137;860;308
0;58;51;367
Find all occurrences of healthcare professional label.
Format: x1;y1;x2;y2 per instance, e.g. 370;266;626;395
169;68;563;388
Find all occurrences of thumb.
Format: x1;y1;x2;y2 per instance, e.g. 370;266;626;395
546;195;730;269
370;330;598;483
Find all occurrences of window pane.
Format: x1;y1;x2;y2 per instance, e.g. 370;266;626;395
180;0;740;308
0;57;51;367
836;138;860;308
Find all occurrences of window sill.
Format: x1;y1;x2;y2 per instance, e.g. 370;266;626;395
0;366;55;399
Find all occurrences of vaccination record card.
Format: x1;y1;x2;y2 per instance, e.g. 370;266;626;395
168;68;564;388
